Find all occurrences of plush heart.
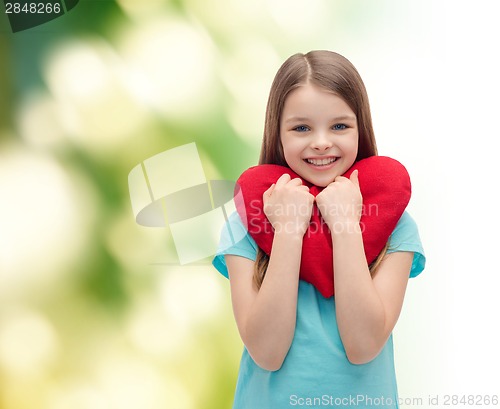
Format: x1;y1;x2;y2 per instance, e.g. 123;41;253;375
234;156;411;298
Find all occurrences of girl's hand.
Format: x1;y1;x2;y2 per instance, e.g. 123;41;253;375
316;170;363;232
263;174;315;237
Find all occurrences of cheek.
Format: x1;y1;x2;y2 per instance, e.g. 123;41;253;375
282;148;297;170
281;136;299;159
343;133;359;156
338;134;359;170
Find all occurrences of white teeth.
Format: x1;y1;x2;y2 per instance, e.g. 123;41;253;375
306;157;337;166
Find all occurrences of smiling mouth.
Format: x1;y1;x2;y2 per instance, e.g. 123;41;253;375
304;157;338;166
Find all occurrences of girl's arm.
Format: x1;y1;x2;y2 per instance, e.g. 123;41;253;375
226;174;314;371
226;230;303;371
332;224;413;364
317;170;413;364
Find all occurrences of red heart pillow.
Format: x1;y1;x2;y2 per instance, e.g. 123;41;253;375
234;156;411;298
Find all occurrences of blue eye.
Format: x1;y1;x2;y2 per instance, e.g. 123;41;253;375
293;125;310;132
333;124;347;130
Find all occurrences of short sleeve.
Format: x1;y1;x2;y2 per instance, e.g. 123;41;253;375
386;211;426;278
211;212;258;279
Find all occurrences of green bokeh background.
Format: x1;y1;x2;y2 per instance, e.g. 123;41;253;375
3;1;499;408
0;2;431;408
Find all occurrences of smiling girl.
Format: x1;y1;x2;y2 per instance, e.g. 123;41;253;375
213;50;425;408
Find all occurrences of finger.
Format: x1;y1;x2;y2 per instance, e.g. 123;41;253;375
263;183;276;198
350;169;360;187
275;173;291;188
288;177;304;186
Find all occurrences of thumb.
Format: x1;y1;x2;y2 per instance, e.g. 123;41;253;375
263;183;275;198
350;169;359;187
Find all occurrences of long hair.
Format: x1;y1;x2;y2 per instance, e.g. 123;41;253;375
253;50;388;291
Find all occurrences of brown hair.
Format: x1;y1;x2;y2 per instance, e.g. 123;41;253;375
253;50;388;291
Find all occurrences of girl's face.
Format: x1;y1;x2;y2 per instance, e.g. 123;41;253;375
280;83;359;187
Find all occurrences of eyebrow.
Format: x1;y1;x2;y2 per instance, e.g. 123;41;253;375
284;115;356;123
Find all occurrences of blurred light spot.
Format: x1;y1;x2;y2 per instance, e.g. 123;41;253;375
221;39;279;145
105;208;176;272
126;299;189;358
0;309;59;376
267;0;326;37
184;0;267;36
42;39;148;152
97;357;193;409
48;381;109;409
227;102;264;148
17;91;66;148
0;147;96;300
118;16;216;119
48;42;109;101
160;266;223;329
116;0;171;20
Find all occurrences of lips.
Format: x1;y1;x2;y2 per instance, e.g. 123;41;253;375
304;157;338;166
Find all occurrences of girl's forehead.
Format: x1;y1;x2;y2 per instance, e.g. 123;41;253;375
290;82;339;96
282;85;355;117
284;84;349;106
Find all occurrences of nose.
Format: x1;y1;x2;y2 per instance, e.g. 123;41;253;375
310;132;333;151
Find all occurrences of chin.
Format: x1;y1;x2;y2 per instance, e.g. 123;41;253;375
307;176;335;187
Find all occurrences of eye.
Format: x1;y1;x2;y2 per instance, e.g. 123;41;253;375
293;125;310;132
333;123;347;131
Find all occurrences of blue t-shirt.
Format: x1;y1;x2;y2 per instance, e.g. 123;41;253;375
212;211;426;409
